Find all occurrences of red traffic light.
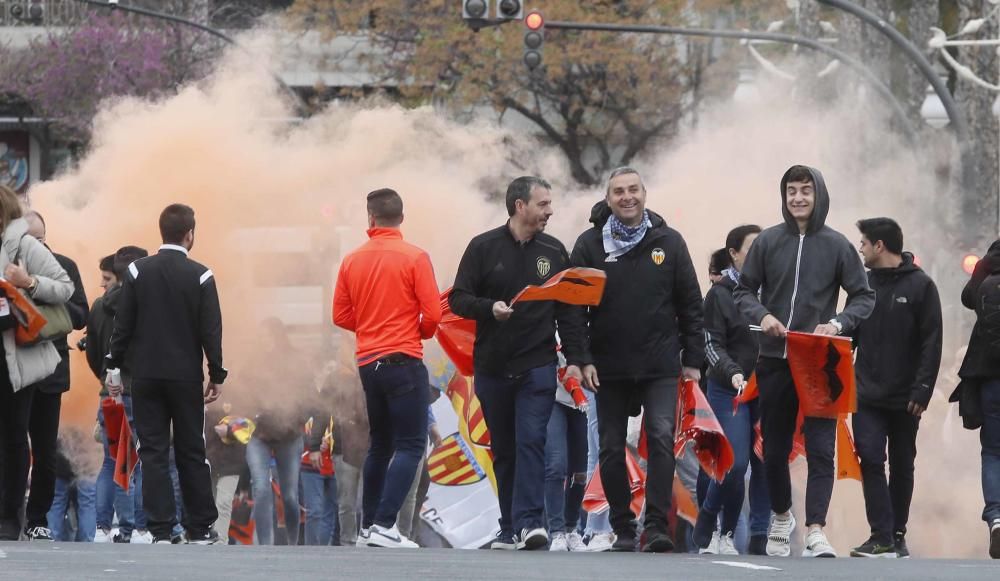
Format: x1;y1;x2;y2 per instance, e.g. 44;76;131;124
962;253;980;275
525;11;544;30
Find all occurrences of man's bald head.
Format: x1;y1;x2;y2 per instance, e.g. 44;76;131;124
24;210;45;242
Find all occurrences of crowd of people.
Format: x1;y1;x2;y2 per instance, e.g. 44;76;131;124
0;162;997;560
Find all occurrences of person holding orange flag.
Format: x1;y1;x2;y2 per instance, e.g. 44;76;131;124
695;224;770;556
849;218;942;559
734;165;874;558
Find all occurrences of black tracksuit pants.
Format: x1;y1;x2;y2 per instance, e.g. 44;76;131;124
757;357;836;527
133;379;217;538
852;402;919;542
25;389;62;528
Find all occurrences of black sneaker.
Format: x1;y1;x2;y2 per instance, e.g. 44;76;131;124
693;508;718;549
748;534;767;555
489;530;517;550
24;526;54;541
990;519;1000;560
850;536;897;558
894;531;910;559
641;528;674;553
517;527;548;551
112;532;132;543
152;533;185;544
187;529;222;545
611;530;636;552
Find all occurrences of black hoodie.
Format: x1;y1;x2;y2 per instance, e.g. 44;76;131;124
86;284;131;395
958;239;1000;379
704;272;759;391
734;166;875;359
570;202;704;382
854;253;942;410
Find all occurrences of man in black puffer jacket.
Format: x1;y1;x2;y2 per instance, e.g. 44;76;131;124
567;166;704;553
850;218;942;559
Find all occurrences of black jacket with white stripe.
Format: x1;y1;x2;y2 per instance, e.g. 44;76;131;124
704;272;759;393
107;245;227;385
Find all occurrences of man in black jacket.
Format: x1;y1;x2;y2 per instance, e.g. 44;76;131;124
735;165;875;558
107;203;227;544
567;167;704;553
450;176;587;551
21;211;89;541
849;218;941;559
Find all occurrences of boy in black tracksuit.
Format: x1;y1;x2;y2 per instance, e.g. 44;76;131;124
107;204;227;544
568;168;704;552
850;218;942;559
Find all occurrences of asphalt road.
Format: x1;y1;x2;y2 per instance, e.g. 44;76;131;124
1;542;997;581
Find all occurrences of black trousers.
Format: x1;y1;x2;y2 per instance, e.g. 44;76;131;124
132;379;217;538
852;403;919;541
25;389;62;528
597;376;677;536
0;381;32;534
757;357;836;527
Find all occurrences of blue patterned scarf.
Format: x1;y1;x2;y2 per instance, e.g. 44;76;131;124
603;210;652;261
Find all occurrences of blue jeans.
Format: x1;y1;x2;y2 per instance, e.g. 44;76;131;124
982;380;1000;524
701;380;771;536
247;435;302;545
583;389;612;535
48;477;97;541
95;396;145;534
475;363;556;534
544;403;588;533
359;357;430;529
301;470;338;545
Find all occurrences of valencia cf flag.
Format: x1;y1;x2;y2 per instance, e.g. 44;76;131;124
101;397;125;459
510;267;607;306
733;373;760;415
674;379;735;482
836;415;862;481
113;419;139;490
436;289;476;377
427;433;488;486
786;332;857;418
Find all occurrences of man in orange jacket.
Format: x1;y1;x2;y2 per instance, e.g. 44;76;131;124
333;188;441;549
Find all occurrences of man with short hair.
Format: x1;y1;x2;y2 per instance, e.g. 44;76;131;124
567;167;704;553
849;217;941;559
334;188;441;549
21;211;88;541
107;204;226;544
450;176;587;551
735;165;875;558
99;255;116;294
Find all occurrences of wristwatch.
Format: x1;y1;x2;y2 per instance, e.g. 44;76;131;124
26;276;38;295
828;318;843;335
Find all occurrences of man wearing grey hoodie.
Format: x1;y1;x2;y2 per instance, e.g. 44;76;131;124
734;165;874;558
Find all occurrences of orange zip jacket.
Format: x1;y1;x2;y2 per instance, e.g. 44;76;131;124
333;228;442;365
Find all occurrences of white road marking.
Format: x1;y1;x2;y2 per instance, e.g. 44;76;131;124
712;560;782;571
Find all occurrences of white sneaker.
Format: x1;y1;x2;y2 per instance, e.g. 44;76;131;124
766;513;795;557
718;532;739;556
517;527;548;550
566;531;587;552
548;532;568;551
699;531;720;555
366;524;418;549
586;532;615;552
130;530;154;544
94;528;112;543
802;527;837;558
355;527;371;547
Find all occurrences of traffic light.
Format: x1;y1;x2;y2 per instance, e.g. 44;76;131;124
962;253;980;275
523;11;544;71
462;0;489;20
496;0;523;20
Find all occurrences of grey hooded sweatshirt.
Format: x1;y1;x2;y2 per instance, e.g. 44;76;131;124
734;166;875;359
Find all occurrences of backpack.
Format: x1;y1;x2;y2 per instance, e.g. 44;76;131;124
975;271;1000;354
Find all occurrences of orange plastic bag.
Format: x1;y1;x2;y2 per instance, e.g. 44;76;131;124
674;378;735;482
510;267;607;306
786;332;857;418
